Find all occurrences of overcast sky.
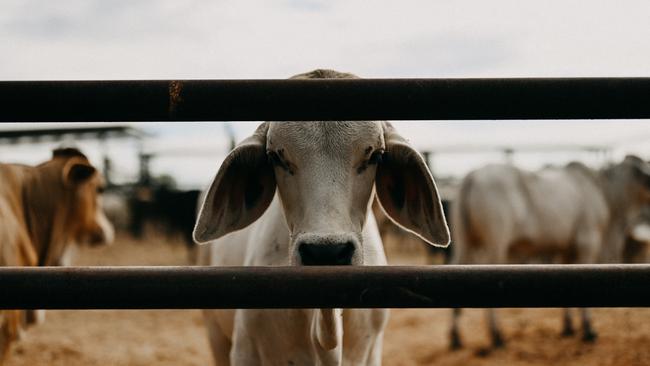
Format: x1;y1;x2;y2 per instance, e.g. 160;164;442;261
3;0;650;79
1;1;649;188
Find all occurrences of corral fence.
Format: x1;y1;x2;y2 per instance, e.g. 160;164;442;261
1;78;650;309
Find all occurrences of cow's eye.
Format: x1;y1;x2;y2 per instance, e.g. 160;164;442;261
268;150;294;175
368;150;384;165
97;186;105;194
357;150;384;174
268;151;283;167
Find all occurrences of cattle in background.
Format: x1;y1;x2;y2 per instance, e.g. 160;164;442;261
153;188;200;246
194;72;450;366
128;184;200;248
449;156;650;350
0;148;114;362
102;189;132;233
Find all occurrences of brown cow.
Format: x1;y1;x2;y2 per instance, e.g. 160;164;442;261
0;148;114;362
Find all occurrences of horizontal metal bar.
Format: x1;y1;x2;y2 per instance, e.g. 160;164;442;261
1;78;650;121
0;265;648;309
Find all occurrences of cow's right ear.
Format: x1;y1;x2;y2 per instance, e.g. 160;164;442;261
62;158;96;186
193;123;276;244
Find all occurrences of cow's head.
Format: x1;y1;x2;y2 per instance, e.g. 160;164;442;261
603;155;650;222
194;72;449;266
49;148;114;250
24;148;114;266
53;149;114;244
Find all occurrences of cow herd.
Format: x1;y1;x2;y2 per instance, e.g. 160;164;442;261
1;70;649;366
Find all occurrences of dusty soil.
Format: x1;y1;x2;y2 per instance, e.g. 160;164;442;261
6;235;650;366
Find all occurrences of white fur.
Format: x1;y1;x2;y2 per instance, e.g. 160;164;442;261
195;84;448;365
201;173;389;365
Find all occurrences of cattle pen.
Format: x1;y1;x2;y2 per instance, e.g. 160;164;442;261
1;77;650;311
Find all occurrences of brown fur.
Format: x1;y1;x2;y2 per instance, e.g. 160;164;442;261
0;149;107;363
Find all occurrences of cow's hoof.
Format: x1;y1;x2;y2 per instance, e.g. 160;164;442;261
449;333;463;351
561;326;576;337
491;333;505;348
475;347;492;357
582;331;598;343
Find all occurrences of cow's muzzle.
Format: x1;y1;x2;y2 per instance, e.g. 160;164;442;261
294;232;360;266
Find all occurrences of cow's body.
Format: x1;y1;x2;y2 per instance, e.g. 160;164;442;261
450;158;650;349
0;164;38;362
201;197;388;365
0;148;113;362
194;70;449;366
0;164;38;268
452;163;608;266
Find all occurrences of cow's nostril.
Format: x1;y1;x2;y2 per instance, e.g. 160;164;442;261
298;242;355;266
338;241;355;263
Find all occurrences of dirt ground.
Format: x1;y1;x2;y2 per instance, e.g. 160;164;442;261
6;234;650;366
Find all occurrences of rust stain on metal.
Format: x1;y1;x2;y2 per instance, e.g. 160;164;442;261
168;80;183;117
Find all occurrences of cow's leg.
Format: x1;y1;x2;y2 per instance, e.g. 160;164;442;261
449;308;463;350
574;230;600;342
1;311;13;360
580;308;597;342
448;244;469;351
485;245;508;349
561;308;575;336
486;309;504;348
25;309;45;326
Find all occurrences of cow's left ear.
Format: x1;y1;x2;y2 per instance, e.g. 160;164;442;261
375;122;450;247
63;158;96;186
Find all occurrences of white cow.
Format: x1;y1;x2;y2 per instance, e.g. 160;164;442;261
194;70;450;366
449;157;650;349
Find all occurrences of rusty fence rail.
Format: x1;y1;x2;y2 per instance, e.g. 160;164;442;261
1;79;650;311
0;265;649;309
1;78;650;122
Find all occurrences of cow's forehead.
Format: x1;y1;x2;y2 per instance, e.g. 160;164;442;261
267;122;384;156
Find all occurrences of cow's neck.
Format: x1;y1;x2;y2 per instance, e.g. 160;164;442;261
21;164;68;266
598;170;629;262
252;197;345;361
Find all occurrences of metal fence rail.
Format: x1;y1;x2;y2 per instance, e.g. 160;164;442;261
2;79;650;311
1;265;649;309
2;78;650;122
